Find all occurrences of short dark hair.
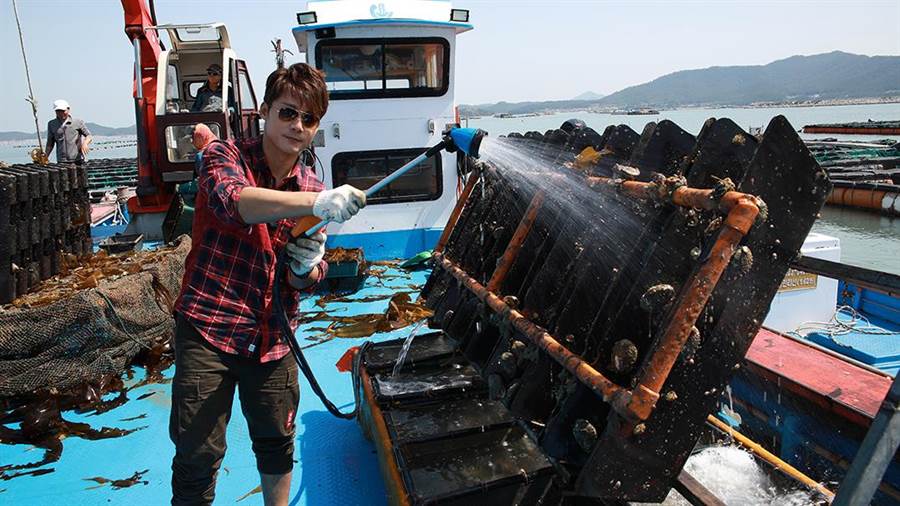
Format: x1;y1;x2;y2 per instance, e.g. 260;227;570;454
263;63;328;120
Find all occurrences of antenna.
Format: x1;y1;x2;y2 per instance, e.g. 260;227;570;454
271;38;294;69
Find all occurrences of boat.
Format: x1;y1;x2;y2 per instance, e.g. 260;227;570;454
2;1;899;505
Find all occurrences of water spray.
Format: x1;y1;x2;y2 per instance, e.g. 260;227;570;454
273;127;488;419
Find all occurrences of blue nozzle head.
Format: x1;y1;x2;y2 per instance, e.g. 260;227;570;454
445;127;487;158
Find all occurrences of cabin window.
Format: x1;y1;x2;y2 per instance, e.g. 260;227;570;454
175;26;221;42
316;38;449;99
164;123;222;163
237;69;257;111
186;82;205;99
331;149;442;204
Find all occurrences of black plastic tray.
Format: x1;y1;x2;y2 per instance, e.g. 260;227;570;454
98;233;144;254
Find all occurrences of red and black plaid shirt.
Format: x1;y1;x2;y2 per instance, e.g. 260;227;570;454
175;137;327;363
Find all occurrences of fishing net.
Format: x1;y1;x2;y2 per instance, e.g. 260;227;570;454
0;236;190;399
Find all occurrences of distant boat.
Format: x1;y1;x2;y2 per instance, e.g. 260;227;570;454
610;108;660;115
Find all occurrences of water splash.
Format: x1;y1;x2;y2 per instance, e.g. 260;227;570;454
393;320;426;377
476;135;675;295
636;445;821;505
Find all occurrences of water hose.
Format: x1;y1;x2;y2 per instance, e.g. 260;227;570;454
275;128;486;419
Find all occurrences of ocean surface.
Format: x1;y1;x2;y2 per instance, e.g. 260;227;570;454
2;104;898;275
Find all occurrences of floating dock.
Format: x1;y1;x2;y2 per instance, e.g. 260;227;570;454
803;120;900;136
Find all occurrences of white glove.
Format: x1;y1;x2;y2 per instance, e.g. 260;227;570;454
312;185;366;223
286;231;326;277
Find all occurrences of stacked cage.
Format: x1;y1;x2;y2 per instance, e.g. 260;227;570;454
354;116;833;504
0;163;91;304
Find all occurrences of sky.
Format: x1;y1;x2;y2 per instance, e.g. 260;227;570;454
1;0;898;132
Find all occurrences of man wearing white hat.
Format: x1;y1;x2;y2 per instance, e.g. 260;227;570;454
45;99;92;164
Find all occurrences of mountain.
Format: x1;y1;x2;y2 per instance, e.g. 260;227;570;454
459;51;900;116
598;51;900;108
573;91;605;100
0;123;135;142
84;123;135;136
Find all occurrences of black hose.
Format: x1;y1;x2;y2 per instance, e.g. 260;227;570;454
273;248;356;420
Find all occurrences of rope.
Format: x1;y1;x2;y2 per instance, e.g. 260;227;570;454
790;305;900;339
96;291;153;351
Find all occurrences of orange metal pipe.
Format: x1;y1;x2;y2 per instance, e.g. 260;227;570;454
433;252;627;404
435;172;480;253
622;199;759;422
486;191;545;293
587;176;763;214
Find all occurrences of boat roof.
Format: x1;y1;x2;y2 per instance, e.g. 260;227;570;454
293;0;473;34
1;264;431;505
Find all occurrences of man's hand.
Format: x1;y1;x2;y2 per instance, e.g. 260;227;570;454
80;135;92;155
286;231;326;277
312;185;366;223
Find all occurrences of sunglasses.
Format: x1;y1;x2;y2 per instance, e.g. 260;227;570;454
277;106;319;127
207;71;221;76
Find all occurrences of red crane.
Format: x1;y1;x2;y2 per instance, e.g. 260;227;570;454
121;0;170;219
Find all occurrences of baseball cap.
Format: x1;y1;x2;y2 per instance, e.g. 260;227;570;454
53;99;70;111
206;63;223;74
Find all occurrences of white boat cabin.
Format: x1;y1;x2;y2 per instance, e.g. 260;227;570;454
292;0;473;259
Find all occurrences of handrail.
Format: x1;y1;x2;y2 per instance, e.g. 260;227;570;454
790;255;900;297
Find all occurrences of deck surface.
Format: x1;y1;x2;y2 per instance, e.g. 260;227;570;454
745;327;892;422
0;266;430;505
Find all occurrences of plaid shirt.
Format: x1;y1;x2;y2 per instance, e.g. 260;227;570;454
175;137;327;363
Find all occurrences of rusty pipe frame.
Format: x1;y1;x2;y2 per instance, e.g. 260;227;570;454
587;176;765;216
434;175;762;425
486;190;545;293
435;171;481;253
434;252;628;404
618;198;760;422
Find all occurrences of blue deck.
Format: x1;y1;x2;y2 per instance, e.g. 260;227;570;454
0;266;431;505
806;280;900;376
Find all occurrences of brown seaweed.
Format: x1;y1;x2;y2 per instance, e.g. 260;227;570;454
0;397;146;481
323;247;364;263
6;248;176;309
237;485;262;502
83;469;149;490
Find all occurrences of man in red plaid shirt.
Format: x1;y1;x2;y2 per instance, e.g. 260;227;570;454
171;63;366;506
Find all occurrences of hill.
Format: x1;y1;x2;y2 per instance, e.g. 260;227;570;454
573;91;606;101
598;51;900;108
0;123;135;142
459;51;900;116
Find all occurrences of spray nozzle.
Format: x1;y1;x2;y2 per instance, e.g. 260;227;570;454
441;127;488;158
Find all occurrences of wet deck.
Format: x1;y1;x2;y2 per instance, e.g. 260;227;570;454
0;265;430;505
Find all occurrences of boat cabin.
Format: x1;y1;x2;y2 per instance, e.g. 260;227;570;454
292;0;473;259
151;23;261;182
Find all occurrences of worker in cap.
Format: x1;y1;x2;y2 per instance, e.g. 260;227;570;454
45;99;92;164
192;63;235;112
